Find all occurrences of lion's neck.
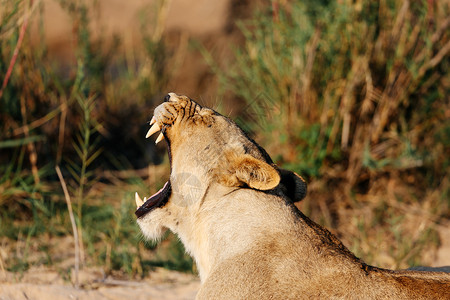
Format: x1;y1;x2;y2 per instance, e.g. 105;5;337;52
169;209;212;281
170;185;320;281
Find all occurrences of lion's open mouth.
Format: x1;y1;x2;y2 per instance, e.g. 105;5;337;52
135;181;171;218
135;116;172;218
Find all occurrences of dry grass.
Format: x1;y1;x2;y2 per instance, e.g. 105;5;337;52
0;0;449;277
217;0;450;268
0;0;192;277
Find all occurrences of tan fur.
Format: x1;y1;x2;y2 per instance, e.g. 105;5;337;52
218;150;280;190
137;93;450;299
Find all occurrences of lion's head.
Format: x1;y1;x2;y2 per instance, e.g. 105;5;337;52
135;93;306;240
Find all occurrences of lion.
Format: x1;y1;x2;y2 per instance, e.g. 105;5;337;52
135;93;450;299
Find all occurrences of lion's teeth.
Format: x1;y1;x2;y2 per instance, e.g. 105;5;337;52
155;132;165;144
135;192;144;208
146;123;160;138
149;116;156;125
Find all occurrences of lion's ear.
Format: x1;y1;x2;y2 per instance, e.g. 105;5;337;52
234;154;281;190
278;169;307;202
220;153;280;190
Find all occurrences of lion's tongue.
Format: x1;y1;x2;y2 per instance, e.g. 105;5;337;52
135;181;172;218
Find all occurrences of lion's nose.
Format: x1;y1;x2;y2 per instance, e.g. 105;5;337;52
164;94;171;102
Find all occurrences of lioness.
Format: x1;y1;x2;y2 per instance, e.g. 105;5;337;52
135;93;450;299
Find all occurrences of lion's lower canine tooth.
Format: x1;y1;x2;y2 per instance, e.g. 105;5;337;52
135;192;144;208
155;132;165;144
146;123;160;138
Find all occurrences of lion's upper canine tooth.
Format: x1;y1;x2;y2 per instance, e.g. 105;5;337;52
149;116;156;125
155;132;165;144
135;192;144;208
146;122;160;138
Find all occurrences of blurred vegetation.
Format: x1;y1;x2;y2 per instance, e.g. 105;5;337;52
215;0;449;268
221;0;449;179
0;0;192;278
0;0;449;280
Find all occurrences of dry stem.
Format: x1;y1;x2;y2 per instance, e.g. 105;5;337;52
55;165;80;289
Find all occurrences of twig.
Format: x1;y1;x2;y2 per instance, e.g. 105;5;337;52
0;0;33;99
272;0;279;22
20;95;40;185
55;165;80;289
93;278;143;287
56;100;67;165
417;40;450;78
12;104;65;137
0;249;6;279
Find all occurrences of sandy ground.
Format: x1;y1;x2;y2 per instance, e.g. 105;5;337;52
0;267;200;300
1;225;449;300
